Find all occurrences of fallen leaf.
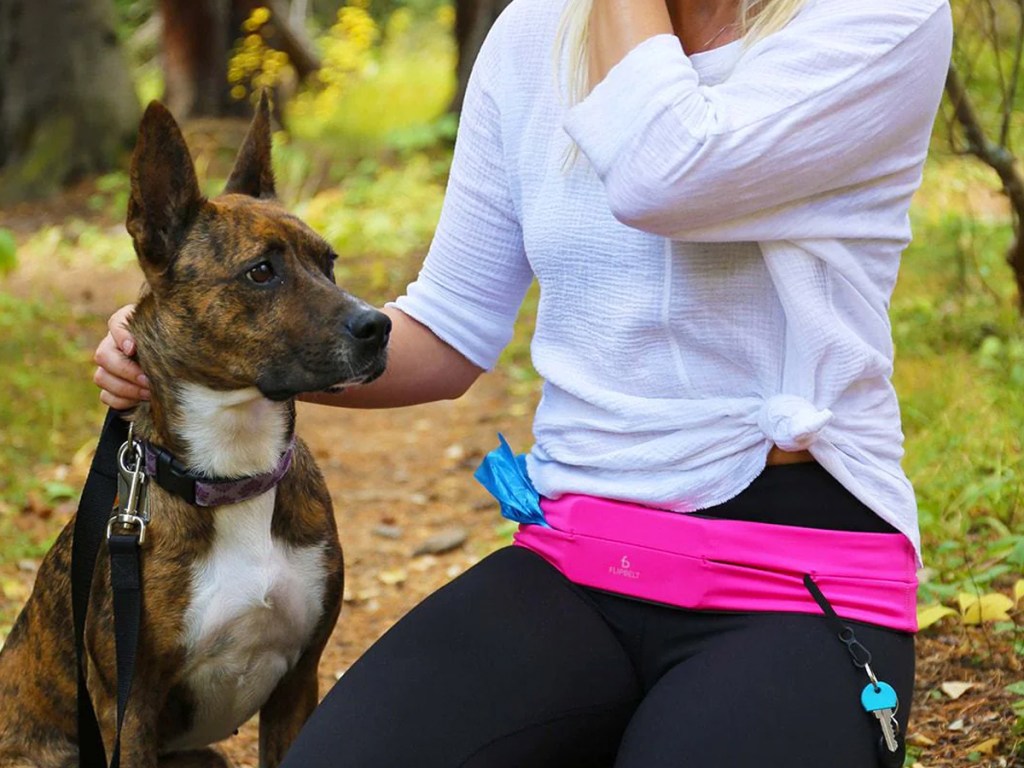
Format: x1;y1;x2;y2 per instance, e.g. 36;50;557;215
962;593;1014;625
356;586;381;601
971;737;1000;755
917;603;957;630
940;681;976;700
957;592;977;614
1014;579;1024;606
948;719;965;732
377;568;408;586
908;733;936;747
409;555;439;572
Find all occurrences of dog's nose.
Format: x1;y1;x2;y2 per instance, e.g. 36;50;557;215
345;309;391;347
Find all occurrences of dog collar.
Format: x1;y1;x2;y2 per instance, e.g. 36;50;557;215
142;438;296;507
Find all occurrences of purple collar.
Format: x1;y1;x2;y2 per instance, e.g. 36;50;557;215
142;438;296;507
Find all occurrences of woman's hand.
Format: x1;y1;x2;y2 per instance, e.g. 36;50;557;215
93;304;150;410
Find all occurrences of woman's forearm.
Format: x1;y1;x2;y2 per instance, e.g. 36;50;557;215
300;307;485;409
588;0;673;86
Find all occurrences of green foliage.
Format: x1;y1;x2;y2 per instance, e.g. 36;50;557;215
0;229;16;275
20;219;136;271
289;151;448;304
0;294;105;508
232;3;455;160
897;157;1023;602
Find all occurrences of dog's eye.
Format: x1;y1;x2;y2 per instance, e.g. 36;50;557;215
247;262;276;284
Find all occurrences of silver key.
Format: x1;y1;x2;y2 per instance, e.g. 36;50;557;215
861;680;900;753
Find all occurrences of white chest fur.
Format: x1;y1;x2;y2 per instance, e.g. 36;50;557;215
171;494;327;750
165;385;329;750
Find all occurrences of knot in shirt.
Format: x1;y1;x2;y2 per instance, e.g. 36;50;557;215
756;395;834;452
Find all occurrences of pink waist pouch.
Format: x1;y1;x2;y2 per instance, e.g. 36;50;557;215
514;494;918;633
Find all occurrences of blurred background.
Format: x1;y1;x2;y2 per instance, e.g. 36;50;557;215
0;0;1023;764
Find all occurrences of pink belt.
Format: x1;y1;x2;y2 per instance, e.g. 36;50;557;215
514;494;918;633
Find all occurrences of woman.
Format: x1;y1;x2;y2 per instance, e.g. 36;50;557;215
95;0;952;765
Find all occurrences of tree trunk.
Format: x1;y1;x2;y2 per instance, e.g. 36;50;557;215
0;0;140;201
451;0;513;114
160;0;319;121
160;0;255;120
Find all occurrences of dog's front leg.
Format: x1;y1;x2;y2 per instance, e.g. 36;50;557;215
257;651;321;768
95;705;162;768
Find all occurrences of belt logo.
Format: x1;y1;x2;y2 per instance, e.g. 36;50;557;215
609;554;641;580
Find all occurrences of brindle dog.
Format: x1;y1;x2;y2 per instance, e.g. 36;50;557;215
0;96;390;767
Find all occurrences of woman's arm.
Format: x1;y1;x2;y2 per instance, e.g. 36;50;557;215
94;304;484;410
568;0;952;241
587;0;672;85
301;307;484;408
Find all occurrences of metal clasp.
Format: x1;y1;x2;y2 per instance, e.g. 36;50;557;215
108;424;148;545
106;513;147;545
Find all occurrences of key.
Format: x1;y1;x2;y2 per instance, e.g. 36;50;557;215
861;681;900;753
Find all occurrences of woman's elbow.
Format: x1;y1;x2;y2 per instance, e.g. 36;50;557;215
604;172;704;238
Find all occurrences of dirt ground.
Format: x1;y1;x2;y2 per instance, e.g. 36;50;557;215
1;190;1022;767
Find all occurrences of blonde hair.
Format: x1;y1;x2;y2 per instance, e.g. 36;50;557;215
555;0;808;106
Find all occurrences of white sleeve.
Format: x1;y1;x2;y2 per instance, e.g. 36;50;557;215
390;18;532;370
562;0;952;241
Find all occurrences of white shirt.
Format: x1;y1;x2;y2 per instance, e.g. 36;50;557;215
392;0;953;560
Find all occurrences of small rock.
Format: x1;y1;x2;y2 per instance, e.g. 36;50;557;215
408;493;429;506
16;559;38;573
444;444;466;462
413;527;468;556
947;719;965;732
372;524;404;540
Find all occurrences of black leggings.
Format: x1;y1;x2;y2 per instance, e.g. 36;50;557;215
280;465;915;768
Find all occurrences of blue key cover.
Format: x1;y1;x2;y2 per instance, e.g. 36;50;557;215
861;681;898;712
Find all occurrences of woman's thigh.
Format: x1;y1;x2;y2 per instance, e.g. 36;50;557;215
614;612;915;768
280;546;642;768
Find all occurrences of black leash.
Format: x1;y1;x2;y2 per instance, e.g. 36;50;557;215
71;409;145;768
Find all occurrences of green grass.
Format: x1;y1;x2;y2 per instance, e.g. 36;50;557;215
0;293;107;561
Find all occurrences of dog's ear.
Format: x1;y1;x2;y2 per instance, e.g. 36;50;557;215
223;91;276;199
126;102;204;278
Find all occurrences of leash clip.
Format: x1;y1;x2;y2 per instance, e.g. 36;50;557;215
109;425;149;545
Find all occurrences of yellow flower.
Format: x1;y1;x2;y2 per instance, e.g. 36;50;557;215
435;5;455;29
